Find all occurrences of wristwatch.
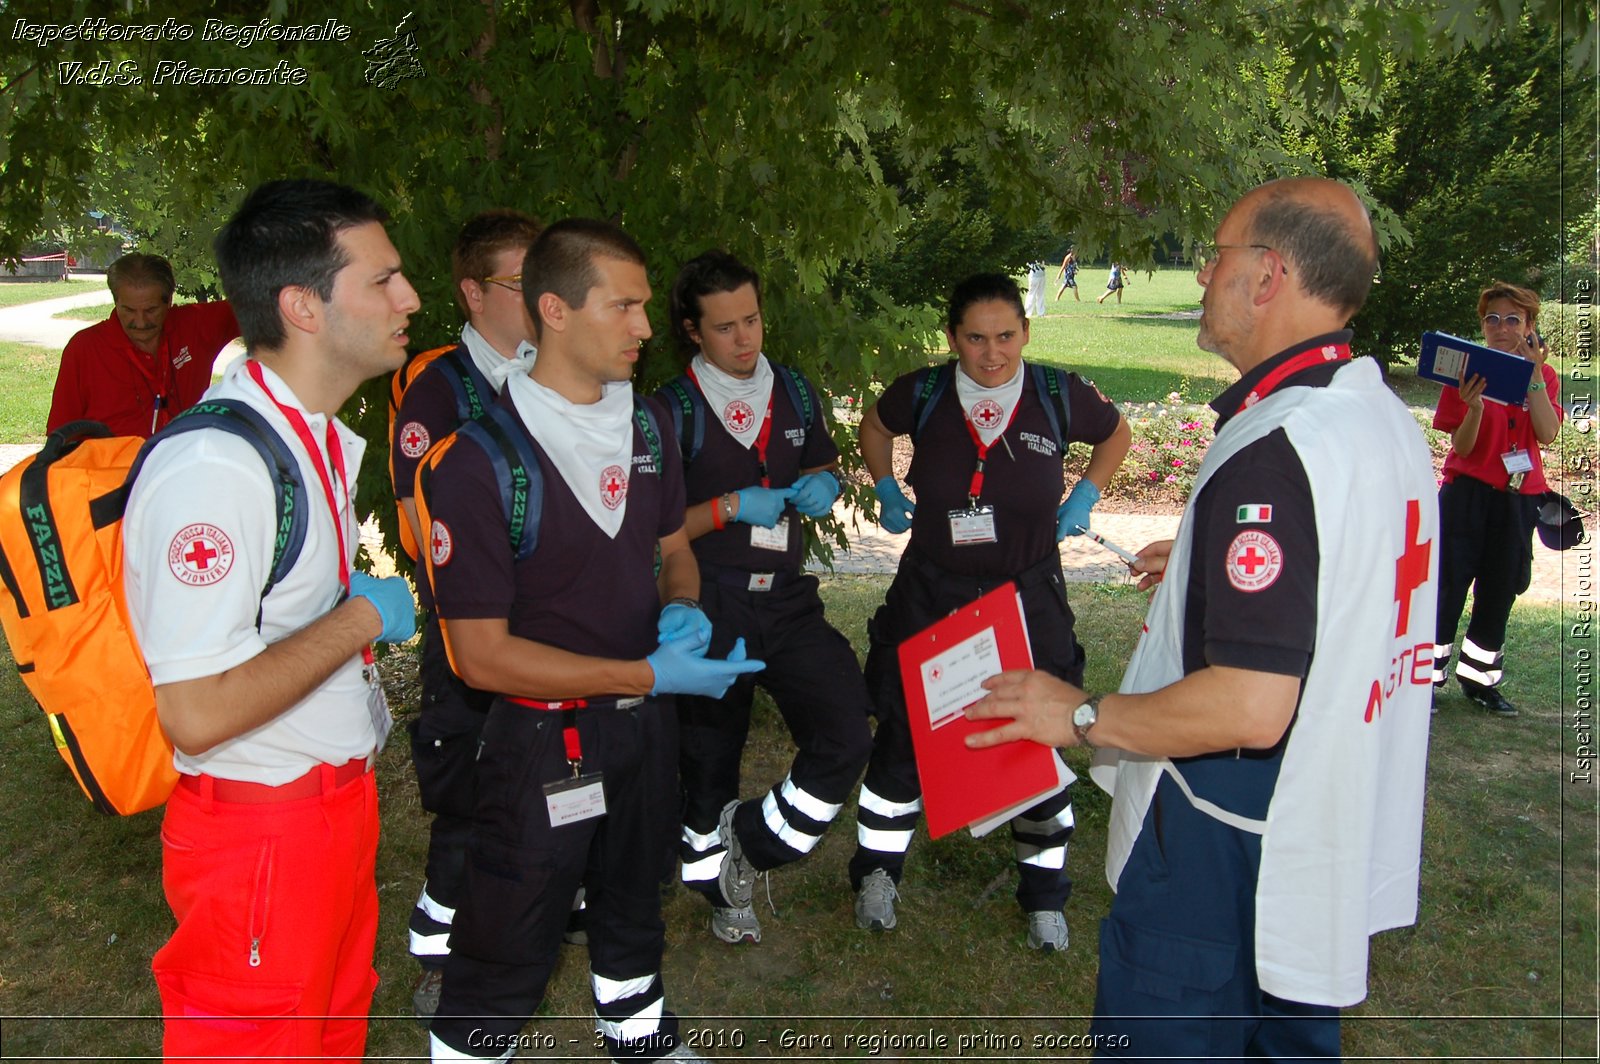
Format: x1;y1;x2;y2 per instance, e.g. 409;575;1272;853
1072;695;1101;746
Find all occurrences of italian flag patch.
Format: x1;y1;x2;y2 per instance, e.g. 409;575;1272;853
1236;504;1273;523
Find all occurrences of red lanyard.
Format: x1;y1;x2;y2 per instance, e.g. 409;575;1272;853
246;361;373;664
1235;342;1351;414
689;368;776;487
961;402;1020;504
507;697;587;774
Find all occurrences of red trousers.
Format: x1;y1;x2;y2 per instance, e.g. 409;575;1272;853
153;765;380;1061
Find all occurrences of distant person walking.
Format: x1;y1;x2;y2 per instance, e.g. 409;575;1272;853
1055;251;1079;301
1025;261;1048;318
1097;262;1126;305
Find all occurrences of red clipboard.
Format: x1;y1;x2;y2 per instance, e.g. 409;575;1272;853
897;582;1071;839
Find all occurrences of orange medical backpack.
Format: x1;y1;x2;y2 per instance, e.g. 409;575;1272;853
0;406;306;814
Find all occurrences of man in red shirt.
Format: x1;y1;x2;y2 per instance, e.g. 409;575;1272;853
47;253;239;437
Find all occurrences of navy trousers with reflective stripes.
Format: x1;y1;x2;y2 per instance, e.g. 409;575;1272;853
1435;476;1536;686
408;616;493;965
1092;773;1341;1062
678;575;873;898
431;696;681;1061
851;548;1082;911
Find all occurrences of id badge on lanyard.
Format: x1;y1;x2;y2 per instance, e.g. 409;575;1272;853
949;505;998;545
750;517;790;552
541;706;606;825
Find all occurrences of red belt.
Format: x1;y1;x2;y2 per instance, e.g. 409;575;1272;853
177;758;373;805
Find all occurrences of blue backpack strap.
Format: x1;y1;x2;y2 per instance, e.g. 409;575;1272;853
773;363;815;447
661;376;702;464
125;399;308;598
439;345;490;422
1028;364;1073;451
910;361;954;440
455;405;544;563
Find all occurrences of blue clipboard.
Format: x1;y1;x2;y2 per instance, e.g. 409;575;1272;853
1418;331;1536;406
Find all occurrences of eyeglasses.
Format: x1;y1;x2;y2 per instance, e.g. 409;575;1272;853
481;274;523;293
1482;312;1524;328
1196;243;1276;270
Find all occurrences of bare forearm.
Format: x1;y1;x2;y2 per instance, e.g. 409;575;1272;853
1451;411;1481;455
156;598;382;755
859;405;896;483
1082;417;1132;491
1528;386;1560;445
657;543;701;603
445;618;654;699
1092;666;1300;757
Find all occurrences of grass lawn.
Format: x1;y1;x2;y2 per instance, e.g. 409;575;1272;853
51;303;114;323
0;279;100;309
0;578;1591;1059
0;341;59;445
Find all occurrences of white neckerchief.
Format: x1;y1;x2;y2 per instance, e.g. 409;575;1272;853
506;373;635;538
692;352;774;449
459;322;537;393
953;361;1026;446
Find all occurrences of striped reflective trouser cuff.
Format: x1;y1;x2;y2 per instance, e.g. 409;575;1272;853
1012;799;1075;871
679;823;724;893
1432;643;1453;686
429;1031;514;1062
855;784;922;855
758;774;845;860
1456;637;1505;687
592;970;670;1058
409;881;454;962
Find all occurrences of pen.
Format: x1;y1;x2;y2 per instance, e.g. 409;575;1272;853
1075;525;1140;565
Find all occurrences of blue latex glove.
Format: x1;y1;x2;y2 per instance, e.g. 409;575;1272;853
874;475;915;534
734;486;795;528
789;470;841;518
658;602;712;649
349;571;417;643
647;636;766;697
1055;479;1102;540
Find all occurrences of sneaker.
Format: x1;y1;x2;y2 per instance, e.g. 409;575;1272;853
1460;678;1518;717
1026;910;1069;952
716;800;756;911
411;966;444;1025
710;903;762;944
855;868;899;931
658;1043;713;1062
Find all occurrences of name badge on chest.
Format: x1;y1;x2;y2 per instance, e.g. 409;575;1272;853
1501;448;1533;475
749;516;790;552
544;773;607;826
948;505;998;546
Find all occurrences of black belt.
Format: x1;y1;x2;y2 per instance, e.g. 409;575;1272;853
697;560;802;593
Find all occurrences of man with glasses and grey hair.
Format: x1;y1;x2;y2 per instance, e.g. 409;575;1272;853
967;176;1437;1060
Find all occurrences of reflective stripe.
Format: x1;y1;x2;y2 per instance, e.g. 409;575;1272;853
1459;638;1504;683
1455;659;1502;686
594;997;665;1043
1012;804;1075;834
856;823;914;852
858;786;922;819
1014;841;1067;869
430;1032;513;1062
680;851;721;884
779;775;843;822
591;971;656;1005
409;928;451;956
681;824;719;852
762;790;824;854
417;884;456;924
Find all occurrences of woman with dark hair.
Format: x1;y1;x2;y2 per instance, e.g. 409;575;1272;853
1432;280;1563;716
655;250;873;947
850;272;1130;950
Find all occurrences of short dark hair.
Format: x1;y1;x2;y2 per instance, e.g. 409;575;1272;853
669;250;762;355
947;273;1025;333
452;209;542;316
1476;280;1540;326
106;253;175;301
1248;188;1378;317
521;219;647;340
214;179;389;351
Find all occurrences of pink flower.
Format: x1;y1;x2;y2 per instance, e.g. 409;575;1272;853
1179;439;1194;447
1171;459;1185;468
1181;420;1202;430
1147;470;1160;481
1165;474;1178;482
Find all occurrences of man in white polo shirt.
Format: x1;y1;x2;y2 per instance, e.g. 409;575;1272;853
123;179;419;1061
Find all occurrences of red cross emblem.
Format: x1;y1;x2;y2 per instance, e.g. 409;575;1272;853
167;523;235;587
600;464;628;510
399;421;430;458
1393;498;1431;637
430;520;453;566
723;400;755;434
970;399;1004;430
1225;529;1282;592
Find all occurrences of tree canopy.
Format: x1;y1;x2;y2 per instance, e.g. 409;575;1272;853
1;0;1590;558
